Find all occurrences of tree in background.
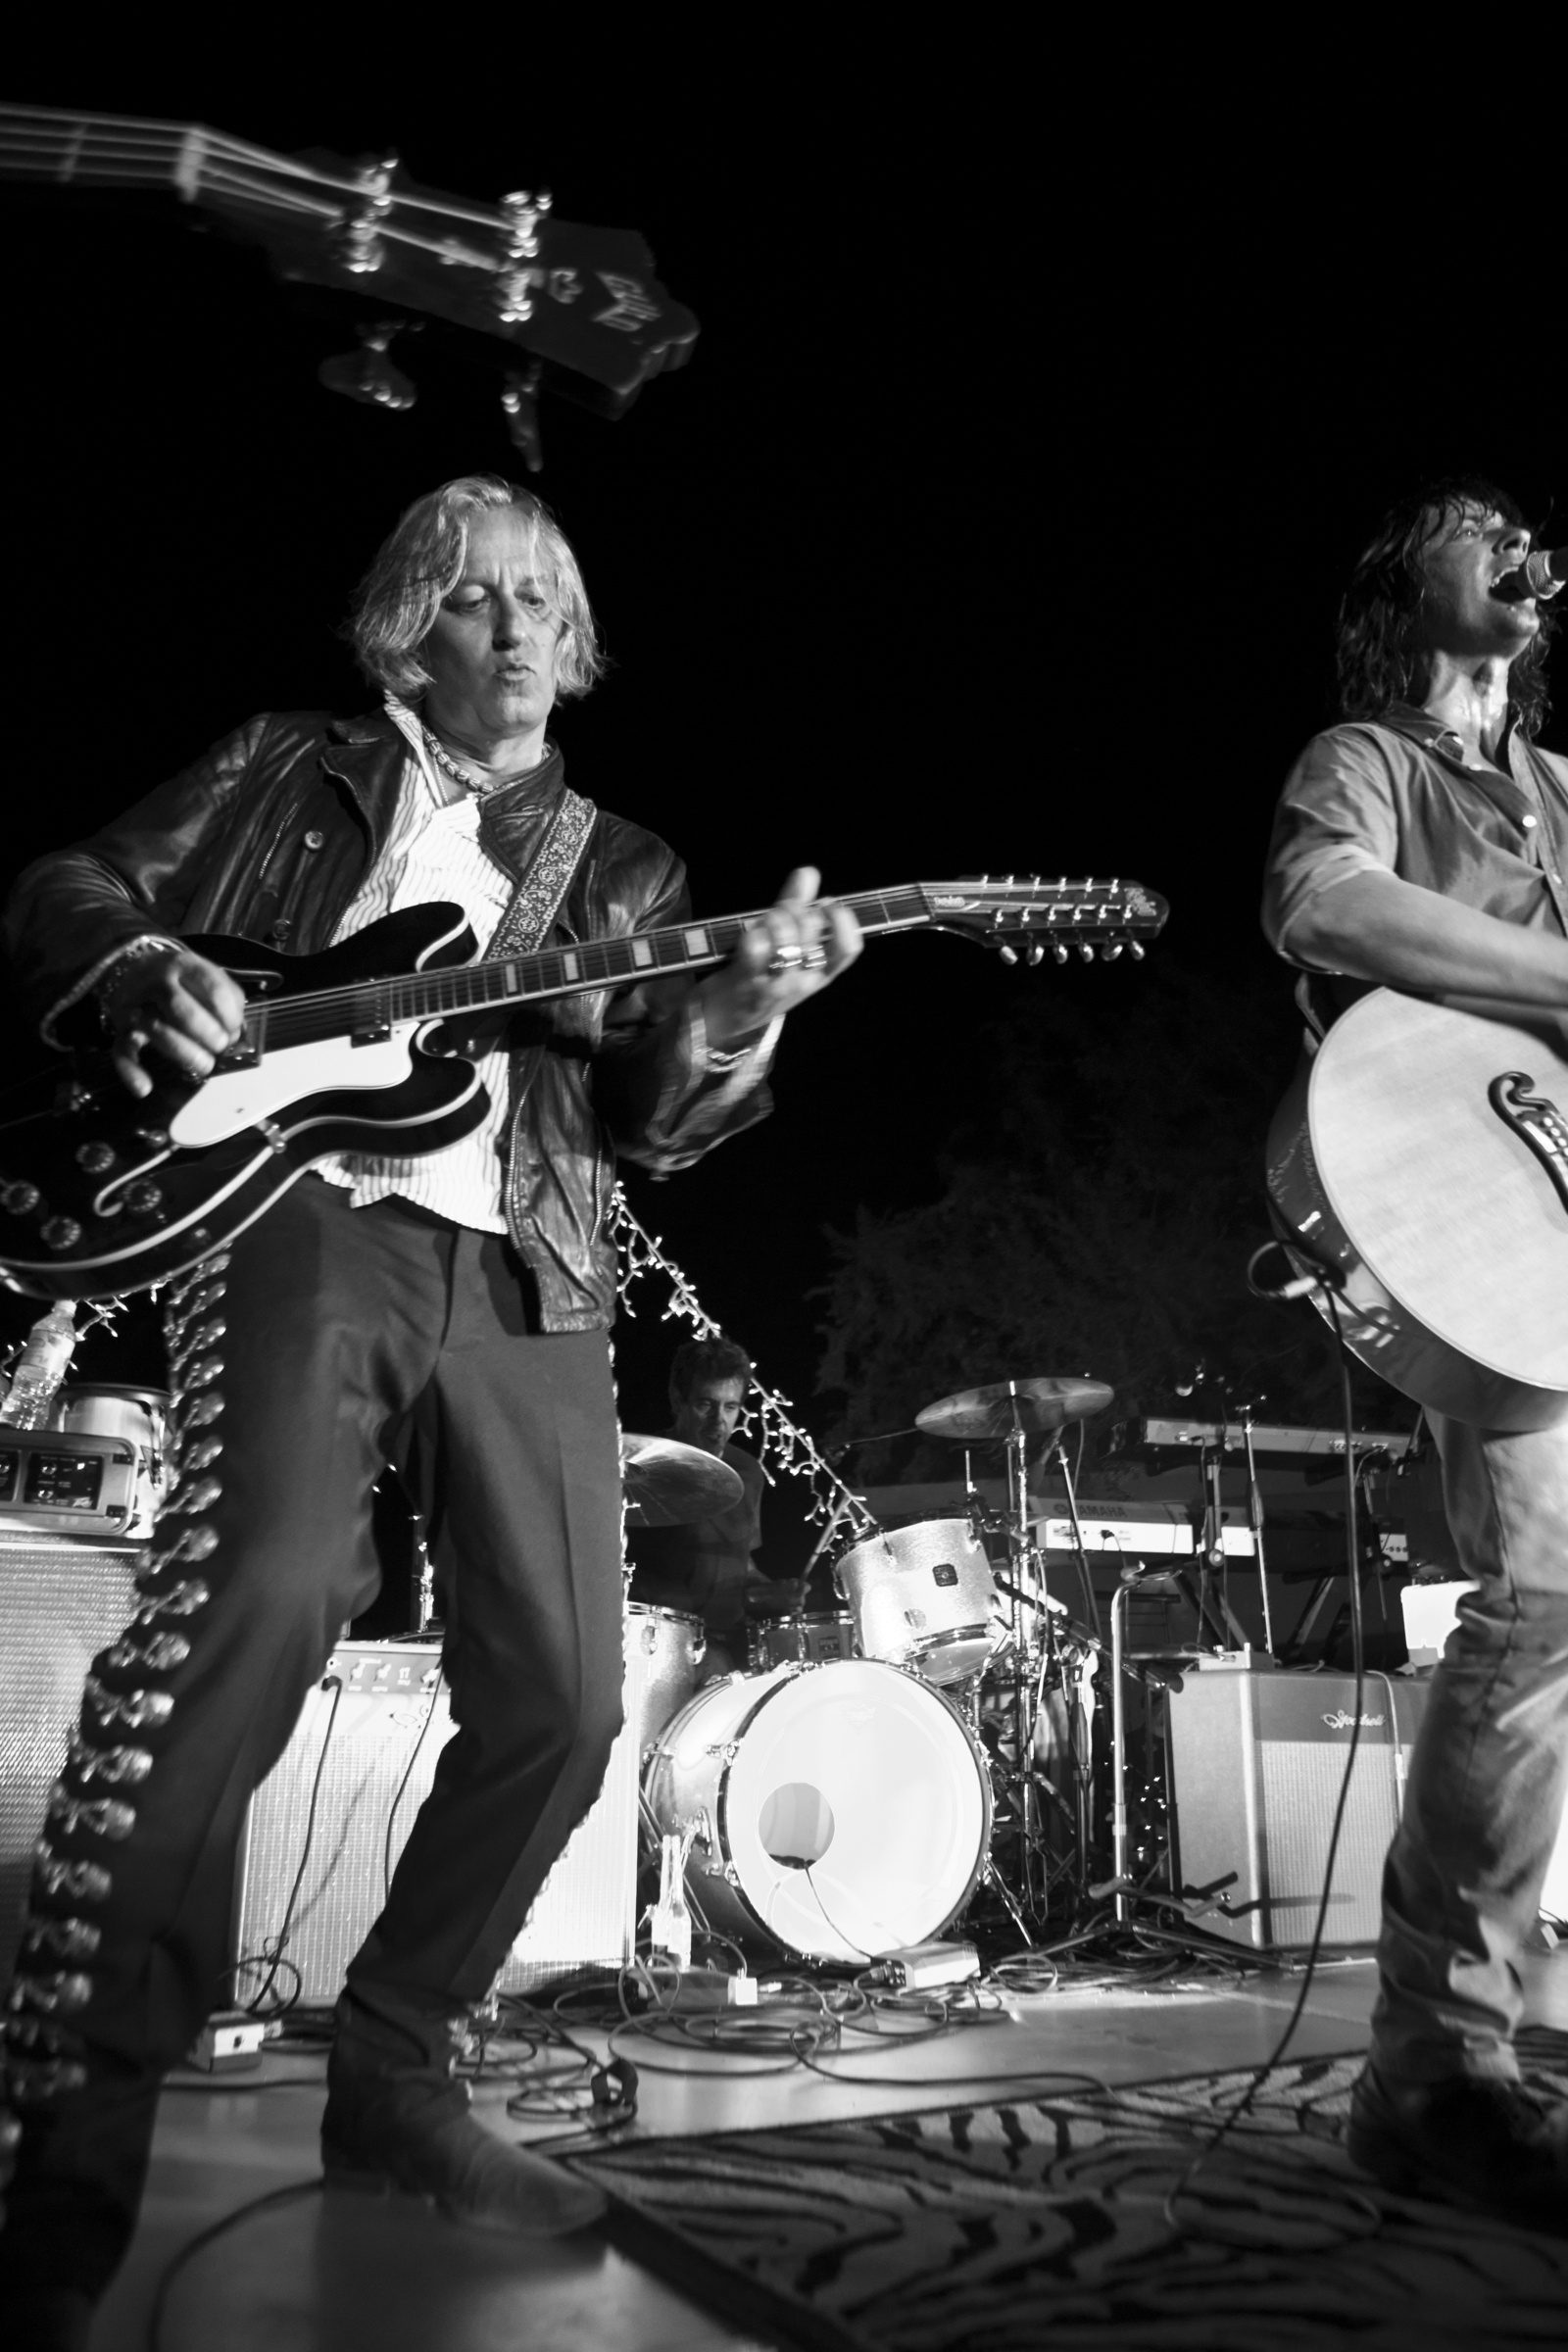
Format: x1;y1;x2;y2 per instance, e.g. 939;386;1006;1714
814;960;1408;1478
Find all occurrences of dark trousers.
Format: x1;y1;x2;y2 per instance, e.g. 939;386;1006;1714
10;1177;624;2213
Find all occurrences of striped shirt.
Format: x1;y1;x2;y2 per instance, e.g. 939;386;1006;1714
315;702;522;1231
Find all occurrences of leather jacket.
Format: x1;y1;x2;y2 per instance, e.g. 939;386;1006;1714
2;710;771;1330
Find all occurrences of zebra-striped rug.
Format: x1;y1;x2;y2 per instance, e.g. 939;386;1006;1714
568;2034;1568;2350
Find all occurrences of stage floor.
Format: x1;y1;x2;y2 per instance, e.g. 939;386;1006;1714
87;1951;1568;2350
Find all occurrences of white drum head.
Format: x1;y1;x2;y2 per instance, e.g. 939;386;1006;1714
710;1660;989;1961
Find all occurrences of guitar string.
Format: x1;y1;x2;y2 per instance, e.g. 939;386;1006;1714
0;114;517;228
0;118;564;245
244;895;918;1052
231;884;1132;1054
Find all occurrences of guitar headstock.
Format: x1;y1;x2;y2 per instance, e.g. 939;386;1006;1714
916;877;1170;964
0;108;699;458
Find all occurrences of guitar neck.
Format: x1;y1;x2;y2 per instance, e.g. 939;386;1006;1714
259;889;931;1052
252;877;1156;1053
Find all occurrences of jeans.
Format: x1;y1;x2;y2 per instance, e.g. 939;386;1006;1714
1373;1406;1568;2082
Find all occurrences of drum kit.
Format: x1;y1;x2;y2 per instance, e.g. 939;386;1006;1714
623;1373;1120;1965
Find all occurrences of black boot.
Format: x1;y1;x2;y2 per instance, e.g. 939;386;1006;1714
322;1984;606;2236
1348;2059;1568;2228
0;2052;161;2350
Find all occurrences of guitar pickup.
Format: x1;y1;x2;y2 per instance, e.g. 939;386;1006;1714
349;989;392;1046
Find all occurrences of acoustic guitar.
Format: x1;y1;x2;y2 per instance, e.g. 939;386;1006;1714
1268;988;1568;1430
0;877;1169;1301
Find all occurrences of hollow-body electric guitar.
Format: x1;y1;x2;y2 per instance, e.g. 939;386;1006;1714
0;877;1168;1300
1268;987;1568;1431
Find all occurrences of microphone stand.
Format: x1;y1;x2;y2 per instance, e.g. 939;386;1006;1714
1240;1406;1277;1656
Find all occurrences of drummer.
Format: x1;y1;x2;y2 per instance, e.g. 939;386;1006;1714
626;1337;798;1673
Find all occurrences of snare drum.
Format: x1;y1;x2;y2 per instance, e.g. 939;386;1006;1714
835;1517;1001;1686
747;1611;858;1673
643;1657;992;1962
623;1603;707;1756
54;1385;172;1539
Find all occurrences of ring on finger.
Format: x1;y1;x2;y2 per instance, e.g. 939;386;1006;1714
801;944;827;970
765;942;806;975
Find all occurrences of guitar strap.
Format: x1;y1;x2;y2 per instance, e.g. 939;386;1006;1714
484;786;598;961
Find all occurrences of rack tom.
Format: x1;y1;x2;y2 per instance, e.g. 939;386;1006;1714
835;1516;1000;1686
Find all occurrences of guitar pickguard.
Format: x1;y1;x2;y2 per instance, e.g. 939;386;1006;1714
168;1029;421;1148
1489;1071;1568;1218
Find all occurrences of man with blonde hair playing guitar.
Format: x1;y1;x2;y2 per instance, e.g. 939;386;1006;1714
0;473;860;2343
1265;475;1568;2225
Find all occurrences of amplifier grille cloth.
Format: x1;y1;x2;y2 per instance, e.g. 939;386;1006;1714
0;1539;141;1983
1258;1740;1398;1944
232;1629;649;2000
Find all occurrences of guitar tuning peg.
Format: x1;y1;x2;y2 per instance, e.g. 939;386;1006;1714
1128;941;1145;960
502;363;544;473
1054;942;1069;964
1077;941;1095;962
1101;943;1123;961
318;321;417;411
997;943;1019;965
1026;941;1045;966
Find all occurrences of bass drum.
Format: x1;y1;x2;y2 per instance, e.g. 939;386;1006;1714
644;1658;992;1963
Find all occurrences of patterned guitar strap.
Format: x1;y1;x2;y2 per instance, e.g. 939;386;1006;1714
485;784;599;962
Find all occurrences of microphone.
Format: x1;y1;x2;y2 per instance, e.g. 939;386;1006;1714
1499;549;1568;601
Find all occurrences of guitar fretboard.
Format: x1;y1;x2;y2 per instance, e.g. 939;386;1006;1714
247;880;1149;1053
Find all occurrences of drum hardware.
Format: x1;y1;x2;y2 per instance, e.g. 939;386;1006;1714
914;1374;1114;1919
619;1431;744;1527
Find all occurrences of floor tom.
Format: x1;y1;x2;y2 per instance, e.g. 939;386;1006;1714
53;1385;172;1539
624;1603;706;1756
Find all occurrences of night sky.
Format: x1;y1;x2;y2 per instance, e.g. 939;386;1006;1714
0;60;1549;1474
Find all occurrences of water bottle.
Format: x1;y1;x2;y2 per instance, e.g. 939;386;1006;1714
5;1300;79;1429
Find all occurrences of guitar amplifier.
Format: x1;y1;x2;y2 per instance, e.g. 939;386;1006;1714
230;1628;651;2002
0;1534;140;1982
1166;1668;1425;1949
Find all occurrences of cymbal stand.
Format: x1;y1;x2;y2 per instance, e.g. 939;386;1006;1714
1044;1429;1102;1639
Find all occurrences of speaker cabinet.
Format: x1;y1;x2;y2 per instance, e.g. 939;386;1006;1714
0;1535;140;1983
231;1628;650;2001
1166;1667;1421;1949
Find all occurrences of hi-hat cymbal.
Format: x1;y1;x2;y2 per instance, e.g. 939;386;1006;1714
620;1432;745;1526
914;1377;1115;1443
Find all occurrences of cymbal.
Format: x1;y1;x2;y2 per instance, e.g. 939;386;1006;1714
620;1432;745;1527
914;1376;1115;1443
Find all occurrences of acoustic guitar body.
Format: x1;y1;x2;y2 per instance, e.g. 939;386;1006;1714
1267;989;1568;1431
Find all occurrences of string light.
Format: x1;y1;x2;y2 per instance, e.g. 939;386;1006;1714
612;1187;875;1538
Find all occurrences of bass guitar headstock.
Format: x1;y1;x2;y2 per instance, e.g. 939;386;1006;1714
915;876;1170;964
